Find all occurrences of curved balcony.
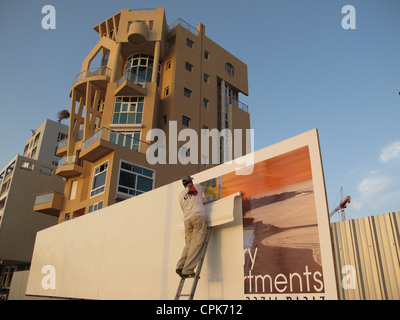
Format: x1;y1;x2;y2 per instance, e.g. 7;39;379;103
72;67;111;91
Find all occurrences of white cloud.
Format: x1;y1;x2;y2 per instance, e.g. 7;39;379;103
351;199;363;211
357;173;391;197
379;141;400;163
350;141;400;216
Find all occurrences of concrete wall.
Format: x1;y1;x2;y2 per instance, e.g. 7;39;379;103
27;182;243;300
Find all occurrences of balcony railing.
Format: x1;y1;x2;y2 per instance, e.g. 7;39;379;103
118;70;148;89
58;154;82;168
34;192;54;205
58;139;68;149
231;98;249;113
58;129;83;149
82;127;150;154
34;191;64;216
72;67;111;86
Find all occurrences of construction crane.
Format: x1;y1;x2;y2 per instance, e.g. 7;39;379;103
329;186;351;221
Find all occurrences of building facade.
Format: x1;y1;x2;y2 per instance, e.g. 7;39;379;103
38;8;251;223
0;153;66;292
22;119;68;166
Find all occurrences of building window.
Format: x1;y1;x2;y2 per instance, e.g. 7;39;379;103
112;97;144;125
204;51;210;60
57;132;68;142
164;86;170;97
109;130;141;151
180;146;189;159
34;133;41;144
225;63;234;77
30;147;37;158
186;38;193;48
184;88;192;99
162;115;167;125
88;201;103;213
117;161;155;197
203;98;209;109
204;73;209;83
185;62;193;72
39;166;52;176
166;60;172;70
201;155;209;166
69;180;78;200
182;116;190;127
124;53;161;84
167;35;176;48
91;162;108;197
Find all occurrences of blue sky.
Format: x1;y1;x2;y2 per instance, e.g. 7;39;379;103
0;0;399;222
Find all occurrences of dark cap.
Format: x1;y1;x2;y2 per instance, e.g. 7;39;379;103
182;176;193;186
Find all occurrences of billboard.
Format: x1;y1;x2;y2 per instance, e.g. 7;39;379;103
197;144;333;299
26;129;337;300
195;128;337;299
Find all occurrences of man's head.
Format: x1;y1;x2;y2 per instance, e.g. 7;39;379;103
182;176;193;187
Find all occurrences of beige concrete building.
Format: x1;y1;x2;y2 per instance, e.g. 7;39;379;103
22;119;68;166
35;8;251;223
0;156;64;292
0;119;67;294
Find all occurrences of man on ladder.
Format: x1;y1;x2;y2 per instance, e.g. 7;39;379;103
176;176;208;279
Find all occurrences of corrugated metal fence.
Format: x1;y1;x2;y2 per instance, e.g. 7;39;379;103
331;211;400;300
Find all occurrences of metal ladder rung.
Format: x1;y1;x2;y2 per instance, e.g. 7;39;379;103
174;227;211;300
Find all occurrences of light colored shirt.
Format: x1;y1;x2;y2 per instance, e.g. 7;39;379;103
179;184;206;221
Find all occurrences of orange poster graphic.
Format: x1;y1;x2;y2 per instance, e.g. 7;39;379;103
202;146;326;297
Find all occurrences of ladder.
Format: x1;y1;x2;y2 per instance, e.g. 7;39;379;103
175;227;212;300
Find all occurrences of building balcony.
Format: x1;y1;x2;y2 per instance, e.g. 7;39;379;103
80;127;150;162
33;192;64;217
230;98;249;113
72;67;111;91
56;139;68;156
57;130;83;156
115;71;148;96
56;155;83;178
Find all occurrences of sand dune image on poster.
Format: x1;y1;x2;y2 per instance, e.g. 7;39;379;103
221;146;324;295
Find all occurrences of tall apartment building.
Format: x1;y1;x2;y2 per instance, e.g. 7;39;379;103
35;8;251;224
23;119;68;166
0;120;67;292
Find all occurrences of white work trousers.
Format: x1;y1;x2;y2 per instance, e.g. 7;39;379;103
176;215;208;275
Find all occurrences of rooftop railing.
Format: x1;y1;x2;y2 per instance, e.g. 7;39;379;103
168;18;197;35
129;8;156;12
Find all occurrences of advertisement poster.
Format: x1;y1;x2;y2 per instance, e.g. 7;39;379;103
200;133;334;300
